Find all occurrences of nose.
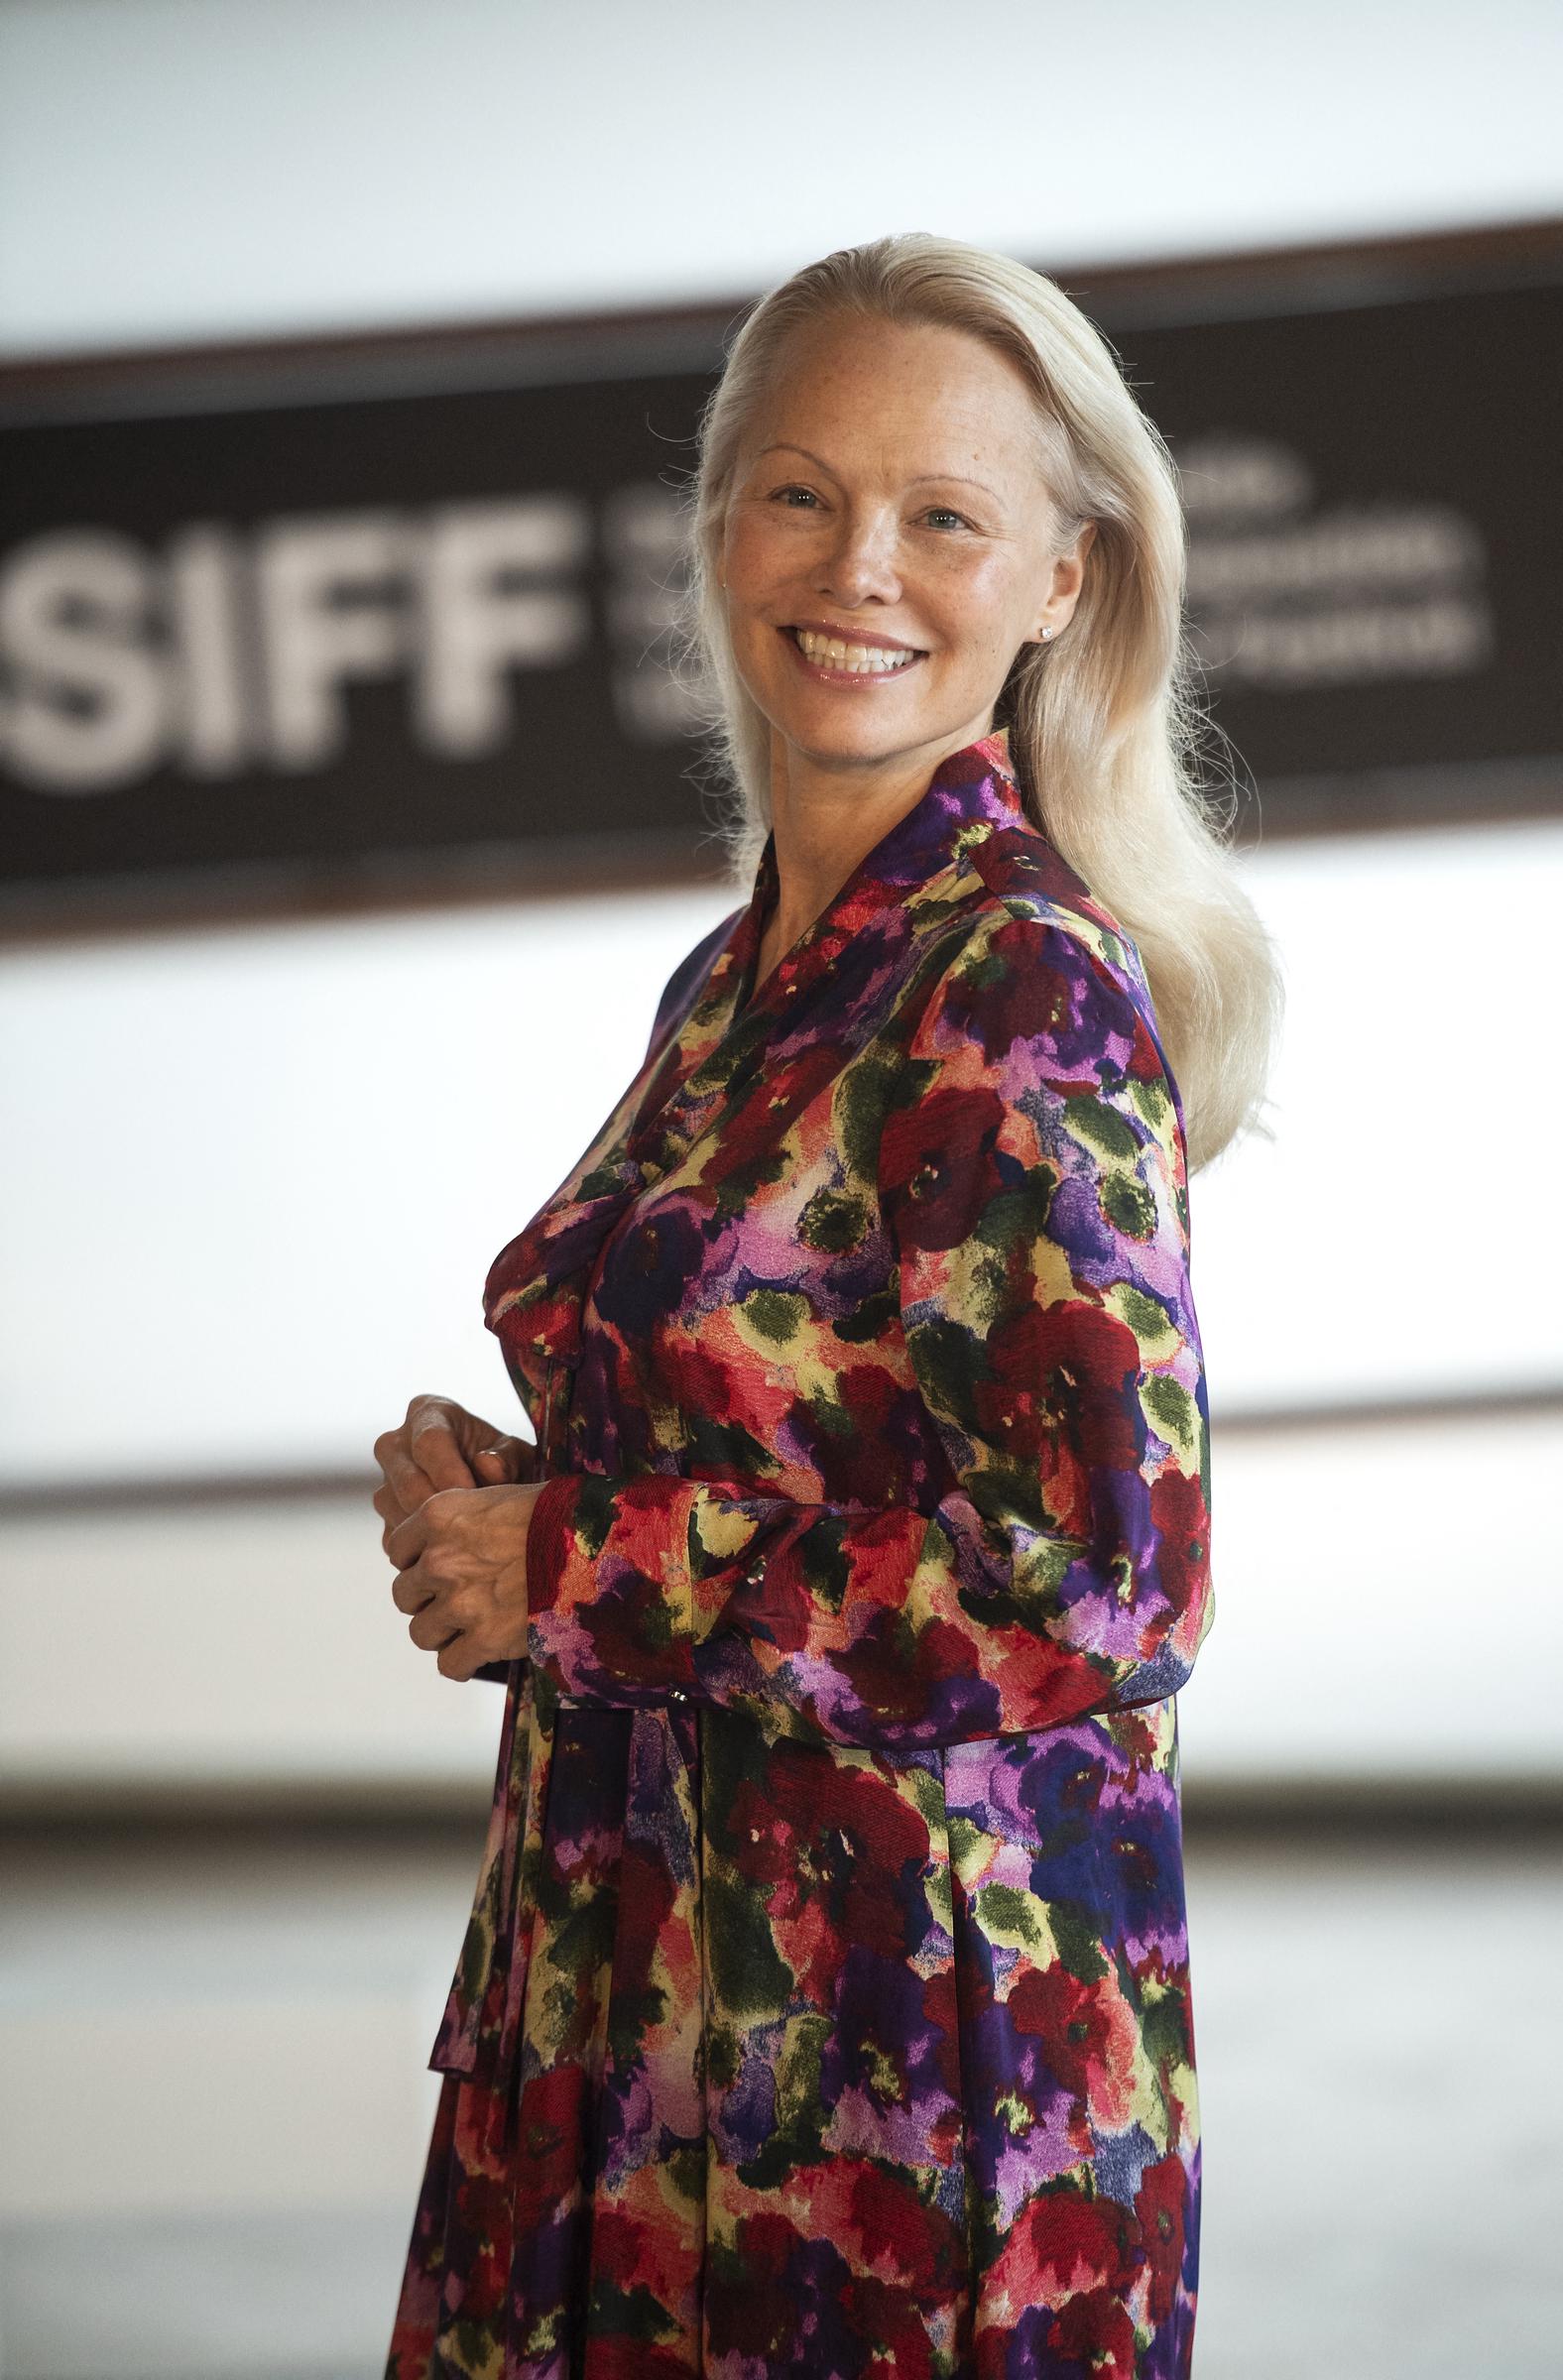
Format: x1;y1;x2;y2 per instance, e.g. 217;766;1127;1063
816;502;902;609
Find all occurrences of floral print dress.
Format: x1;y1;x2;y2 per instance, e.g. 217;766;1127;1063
385;727;1213;2380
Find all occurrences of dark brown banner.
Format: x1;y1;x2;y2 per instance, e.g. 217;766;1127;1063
2;223;1558;923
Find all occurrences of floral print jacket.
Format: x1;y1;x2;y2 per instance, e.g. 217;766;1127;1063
387;727;1213;2380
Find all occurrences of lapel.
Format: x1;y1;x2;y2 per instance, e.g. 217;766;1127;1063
484;727;1028;1442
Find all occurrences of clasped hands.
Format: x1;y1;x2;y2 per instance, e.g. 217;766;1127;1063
372;1392;547;1681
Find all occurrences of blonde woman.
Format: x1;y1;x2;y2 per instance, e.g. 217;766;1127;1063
380;232;1279;2379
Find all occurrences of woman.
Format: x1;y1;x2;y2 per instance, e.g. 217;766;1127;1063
378;233;1279;2380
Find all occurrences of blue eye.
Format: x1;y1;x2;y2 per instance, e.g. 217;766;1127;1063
923;508;970;532
772;486;820;507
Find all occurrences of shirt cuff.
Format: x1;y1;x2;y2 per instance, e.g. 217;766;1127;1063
525;1471;702;1705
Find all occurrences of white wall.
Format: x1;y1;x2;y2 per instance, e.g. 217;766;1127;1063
3;822;1561;1792
0;885;735;1489
4;821;1559;1495
4;1410;1557;1795
1;0;1559;359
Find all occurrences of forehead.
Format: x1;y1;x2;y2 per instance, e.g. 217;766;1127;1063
744;314;1045;479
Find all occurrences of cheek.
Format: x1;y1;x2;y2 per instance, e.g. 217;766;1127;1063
723;510;797;602
924;553;1028;657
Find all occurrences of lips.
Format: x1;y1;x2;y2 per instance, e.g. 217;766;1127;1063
785;620;925;655
782;625;928;681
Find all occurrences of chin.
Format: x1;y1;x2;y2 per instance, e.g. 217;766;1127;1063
781;711;934;768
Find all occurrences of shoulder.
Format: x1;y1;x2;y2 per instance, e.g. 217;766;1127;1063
921;827;1158;1051
906;828;1185;1150
968;825;1153;1002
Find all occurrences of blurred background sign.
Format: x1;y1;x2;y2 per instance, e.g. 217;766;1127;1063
2;224;1559;926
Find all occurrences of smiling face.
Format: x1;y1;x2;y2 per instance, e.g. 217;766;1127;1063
719;311;1092;791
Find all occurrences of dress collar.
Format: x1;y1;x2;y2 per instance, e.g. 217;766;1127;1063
484;727;1028;1416
726;724;1023;1021
753;721;1022;921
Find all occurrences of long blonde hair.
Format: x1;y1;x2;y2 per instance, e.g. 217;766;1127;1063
673;232;1282;1172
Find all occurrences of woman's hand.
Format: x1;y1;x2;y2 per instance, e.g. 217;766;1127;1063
372;1392;539;1554
386;1480;546;1680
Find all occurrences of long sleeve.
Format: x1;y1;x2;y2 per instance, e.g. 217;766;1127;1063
523;904;1214;1752
467;913;745;1686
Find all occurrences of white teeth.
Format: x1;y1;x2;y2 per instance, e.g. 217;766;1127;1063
794;628;918;673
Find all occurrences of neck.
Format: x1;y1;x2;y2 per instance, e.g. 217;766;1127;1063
761;716;996;961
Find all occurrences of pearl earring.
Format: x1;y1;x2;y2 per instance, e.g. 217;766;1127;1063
1040;627;1053;642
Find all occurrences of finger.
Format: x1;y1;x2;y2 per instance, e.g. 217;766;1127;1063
375;1440;438;1513
473;1436;534;1484
381;1510;410;1559
392;1564;435;1615
373;1417;436;1503
409;1415;477;1494
409;1604;449;1650
385;1504;428;1571
437;1634;479;1682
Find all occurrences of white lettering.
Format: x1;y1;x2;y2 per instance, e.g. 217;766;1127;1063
416;498;590;757
167;523;251;775
0;531;167;790
255;512;414;771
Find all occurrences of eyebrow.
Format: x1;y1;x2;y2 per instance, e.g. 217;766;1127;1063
755;442;1002;505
